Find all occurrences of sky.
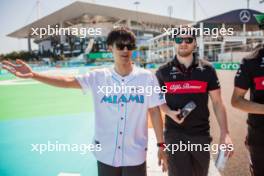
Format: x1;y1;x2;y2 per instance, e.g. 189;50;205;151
0;0;264;54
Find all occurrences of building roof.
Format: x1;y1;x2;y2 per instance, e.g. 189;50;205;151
198;9;262;24
7;1;192;38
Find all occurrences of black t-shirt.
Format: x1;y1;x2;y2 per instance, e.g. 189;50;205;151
234;46;264;144
156;56;220;136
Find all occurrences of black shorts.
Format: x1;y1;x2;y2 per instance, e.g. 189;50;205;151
165;130;211;176
97;161;146;176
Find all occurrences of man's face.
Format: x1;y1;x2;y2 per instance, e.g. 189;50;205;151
109;41;135;63
175;35;196;57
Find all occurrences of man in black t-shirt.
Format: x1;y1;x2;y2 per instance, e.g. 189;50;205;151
231;13;264;176
156;27;233;176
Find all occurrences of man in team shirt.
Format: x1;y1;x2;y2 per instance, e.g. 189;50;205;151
156;27;233;176
231;13;264;176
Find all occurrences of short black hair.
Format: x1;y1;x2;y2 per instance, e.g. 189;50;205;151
106;27;136;46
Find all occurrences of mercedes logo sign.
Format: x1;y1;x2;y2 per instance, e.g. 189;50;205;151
239;10;251;23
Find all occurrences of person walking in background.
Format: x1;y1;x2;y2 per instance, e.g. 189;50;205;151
231;13;264;176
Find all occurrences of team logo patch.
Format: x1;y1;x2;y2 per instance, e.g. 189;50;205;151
254;76;264;90
170;66;181;76
236;69;242;77
165;80;208;94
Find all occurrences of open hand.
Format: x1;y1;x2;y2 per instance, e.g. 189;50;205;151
2;59;34;78
158;147;168;172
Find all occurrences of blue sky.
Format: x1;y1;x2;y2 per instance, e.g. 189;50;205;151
0;0;263;54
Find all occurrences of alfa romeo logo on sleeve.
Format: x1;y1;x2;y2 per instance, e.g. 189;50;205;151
239;10;251;23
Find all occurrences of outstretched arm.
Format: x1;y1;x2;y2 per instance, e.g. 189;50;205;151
2;59;81;89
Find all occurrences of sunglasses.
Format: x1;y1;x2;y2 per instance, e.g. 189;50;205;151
175;37;194;44
115;43;136;50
